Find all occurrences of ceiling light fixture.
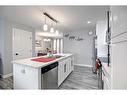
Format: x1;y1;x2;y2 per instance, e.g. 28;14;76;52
50;27;54;33
50;21;54;33
87;21;91;24
43;15;48;31
43;12;59;34
55;30;59;35
55;22;59;35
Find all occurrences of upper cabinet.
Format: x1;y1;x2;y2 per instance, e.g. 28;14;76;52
111;6;127;38
111;6;127;89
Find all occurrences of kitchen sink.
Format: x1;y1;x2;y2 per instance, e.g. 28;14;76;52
53;55;64;58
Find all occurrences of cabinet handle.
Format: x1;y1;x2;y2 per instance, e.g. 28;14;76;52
71;60;73;66
15;53;19;55
21;69;25;74
64;64;66;73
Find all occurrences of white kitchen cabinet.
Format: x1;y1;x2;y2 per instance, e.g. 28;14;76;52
65;57;71;76
102;64;111;90
58;59;65;86
111;41;127;89
103;77;111;90
111;6;127;89
58;57;73;87
68;56;74;73
13;64;41;89
13;54;73;89
111;6;127;38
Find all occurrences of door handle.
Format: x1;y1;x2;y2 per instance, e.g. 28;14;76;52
64;64;66;73
15;53;19;55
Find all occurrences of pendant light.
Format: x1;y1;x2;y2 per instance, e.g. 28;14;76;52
55;30;59;35
43;15;48;31
55;22;59;35
50;21;54;33
50;27;54;33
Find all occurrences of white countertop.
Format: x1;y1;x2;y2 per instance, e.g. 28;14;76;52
12;53;73;69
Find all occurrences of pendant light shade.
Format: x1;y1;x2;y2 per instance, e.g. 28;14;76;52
43;24;48;31
55;22;59;35
43;12;59;33
50;27;54;33
43;15;48;31
55;30;59;35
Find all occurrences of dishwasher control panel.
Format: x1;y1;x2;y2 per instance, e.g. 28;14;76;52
41;62;58;74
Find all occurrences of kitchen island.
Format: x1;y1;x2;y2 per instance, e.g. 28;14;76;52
12;54;74;89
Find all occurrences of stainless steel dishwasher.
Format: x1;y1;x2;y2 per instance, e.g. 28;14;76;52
41;62;58;89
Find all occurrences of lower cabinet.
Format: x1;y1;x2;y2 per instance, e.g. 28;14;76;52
58;57;74;87
103;77;111;89
111;41;127;89
58;60;65;86
102;67;111;90
13;64;41;89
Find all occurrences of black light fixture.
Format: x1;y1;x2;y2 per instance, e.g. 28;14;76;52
43;12;58;23
43;12;59;34
43;15;48;31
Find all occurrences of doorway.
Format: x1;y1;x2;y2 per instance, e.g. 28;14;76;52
12;28;32;60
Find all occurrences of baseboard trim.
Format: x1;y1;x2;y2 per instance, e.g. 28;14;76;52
2;73;13;78
74;64;93;68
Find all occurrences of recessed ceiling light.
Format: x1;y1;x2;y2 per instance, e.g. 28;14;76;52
87;21;91;24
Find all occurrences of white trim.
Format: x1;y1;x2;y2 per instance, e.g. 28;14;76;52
2;73;13;78
74;64;93;68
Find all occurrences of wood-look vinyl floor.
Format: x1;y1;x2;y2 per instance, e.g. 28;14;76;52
0;65;99;90
59;66;99;89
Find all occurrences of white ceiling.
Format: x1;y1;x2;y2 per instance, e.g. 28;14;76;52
0;6;110;32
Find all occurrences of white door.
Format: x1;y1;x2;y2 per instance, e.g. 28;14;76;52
13;28;32;60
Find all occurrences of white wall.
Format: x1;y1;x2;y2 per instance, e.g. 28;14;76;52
0;19;36;76
63;29;95;66
96;20;108;57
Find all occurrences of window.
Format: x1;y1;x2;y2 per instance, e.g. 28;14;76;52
53;38;63;53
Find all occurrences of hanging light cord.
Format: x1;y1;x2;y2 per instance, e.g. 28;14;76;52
45;15;46;24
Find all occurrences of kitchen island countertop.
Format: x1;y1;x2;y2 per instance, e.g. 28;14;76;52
12;53;73;69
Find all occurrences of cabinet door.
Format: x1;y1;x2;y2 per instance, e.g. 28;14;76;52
58;57;73;86
58;60;65;86
63;63;67;77
111;6;127;37
64;58;71;77
111;41;127;89
71;56;74;71
103;77;109;90
13;64;40;89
